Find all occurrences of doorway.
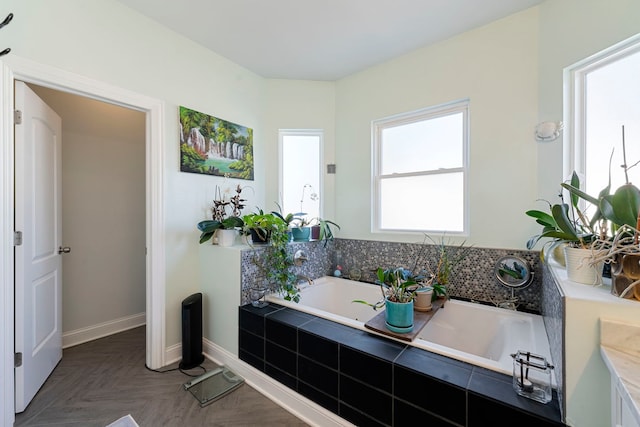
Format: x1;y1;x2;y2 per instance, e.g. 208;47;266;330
0;57;166;424
29;83;147;346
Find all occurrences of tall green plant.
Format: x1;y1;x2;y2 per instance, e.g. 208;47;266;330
526;172;601;251
248;211;300;302
353;267;418;310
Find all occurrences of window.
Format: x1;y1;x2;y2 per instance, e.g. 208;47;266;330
372;100;469;233
279;130;322;220
568;35;640;197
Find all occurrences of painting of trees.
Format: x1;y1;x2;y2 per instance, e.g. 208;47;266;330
179;106;254;180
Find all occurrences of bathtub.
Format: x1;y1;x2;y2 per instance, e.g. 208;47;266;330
266;276;554;382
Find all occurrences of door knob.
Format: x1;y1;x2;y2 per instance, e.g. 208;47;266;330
58;246;71;254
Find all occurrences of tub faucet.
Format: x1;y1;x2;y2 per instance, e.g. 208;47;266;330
296;275;314;287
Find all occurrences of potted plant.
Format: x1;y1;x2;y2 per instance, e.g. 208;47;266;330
289;214;314;242
424;234;471;300
196;184;246;246
310;217;340;246
526;171;609;284
353;267;418;333
242;209;285;244
560;131;640;294
249;213;301;302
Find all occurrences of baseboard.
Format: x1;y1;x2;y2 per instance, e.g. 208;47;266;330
202;338;353;427
62;312;146;349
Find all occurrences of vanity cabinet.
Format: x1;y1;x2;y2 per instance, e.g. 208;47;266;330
612;380;640;427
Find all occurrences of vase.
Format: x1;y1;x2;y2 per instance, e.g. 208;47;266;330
563;246;604;285
310;225;320;240
215;229;237;247
413;287;433;312
384;298;413;333
291;226;311;242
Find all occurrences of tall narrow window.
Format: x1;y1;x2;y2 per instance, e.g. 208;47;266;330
568;36;640;197
372;100;469;233
279;130;322;220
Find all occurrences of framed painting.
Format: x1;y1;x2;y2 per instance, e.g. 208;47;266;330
179;106;254;180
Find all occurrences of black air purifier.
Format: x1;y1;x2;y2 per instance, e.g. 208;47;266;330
179;292;205;370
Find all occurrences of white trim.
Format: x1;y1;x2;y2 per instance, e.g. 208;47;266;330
0;61;15;427
203;338;353;427
62;313;146;349
0;55;166;425
371;99;470;235
278;129;324;218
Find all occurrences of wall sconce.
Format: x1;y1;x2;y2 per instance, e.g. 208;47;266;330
534;121;563;142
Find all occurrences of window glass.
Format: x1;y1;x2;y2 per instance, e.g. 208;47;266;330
381;113;463;174
373;100;468;233
280;131;321;220
583;50;640;196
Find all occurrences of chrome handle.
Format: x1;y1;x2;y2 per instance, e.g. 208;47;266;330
58;246;71;254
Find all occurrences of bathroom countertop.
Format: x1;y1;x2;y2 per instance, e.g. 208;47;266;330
600;318;640;426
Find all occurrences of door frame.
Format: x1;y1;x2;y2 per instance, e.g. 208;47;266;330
1;55;166;423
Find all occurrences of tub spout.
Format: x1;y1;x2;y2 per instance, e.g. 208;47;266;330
296;275;314;287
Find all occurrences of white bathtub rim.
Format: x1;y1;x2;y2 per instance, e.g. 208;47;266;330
266;276;556;387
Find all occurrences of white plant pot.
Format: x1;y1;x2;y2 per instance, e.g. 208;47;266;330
563;246;604;285
215;229;237;247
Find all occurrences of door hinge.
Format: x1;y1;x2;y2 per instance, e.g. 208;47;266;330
14;230;22;246
14;109;22;125
15;352;22;368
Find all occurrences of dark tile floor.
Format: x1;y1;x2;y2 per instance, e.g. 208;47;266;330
14;326;309;426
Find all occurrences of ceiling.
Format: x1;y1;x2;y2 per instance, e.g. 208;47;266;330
116;0;543;81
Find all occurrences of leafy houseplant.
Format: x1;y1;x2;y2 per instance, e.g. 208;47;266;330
247;211;301;302
310;217;341;246
353;267;418;332
559;129;640;294
197;184;246;245
425;235;471;300
525;172;603;254
242;209;285;244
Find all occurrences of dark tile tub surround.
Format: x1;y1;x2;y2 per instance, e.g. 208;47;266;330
239;304;565;427
240;238;543;312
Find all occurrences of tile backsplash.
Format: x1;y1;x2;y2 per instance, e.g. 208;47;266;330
240;237;544;313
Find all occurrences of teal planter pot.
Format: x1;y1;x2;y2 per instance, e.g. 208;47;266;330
291;226;311;242
384;298;414;333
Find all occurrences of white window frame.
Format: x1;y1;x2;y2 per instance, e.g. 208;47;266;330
278;129;324;218
564;33;640;181
372;99;469;234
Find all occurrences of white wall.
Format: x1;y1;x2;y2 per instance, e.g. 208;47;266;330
264;80;336;221
2;0;266;350
536;0;640;203
535;2;640;425
30;85;146;337
334;8;540;249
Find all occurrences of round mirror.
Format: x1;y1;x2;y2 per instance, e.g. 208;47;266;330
495;256;533;289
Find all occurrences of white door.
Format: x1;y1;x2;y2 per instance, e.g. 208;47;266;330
14;81;63;413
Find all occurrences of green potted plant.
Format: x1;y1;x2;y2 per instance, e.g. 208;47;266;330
525;171;610;284
353;267;418;333
242;209;285;244
289;214;314;242
310;217;340;246
196;185;246;246
424;234;471;300
559;132;640;293
248;213;301;302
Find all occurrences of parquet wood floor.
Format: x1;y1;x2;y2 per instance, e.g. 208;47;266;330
14;326;310;426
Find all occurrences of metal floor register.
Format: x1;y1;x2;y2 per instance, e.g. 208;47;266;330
183;366;244;407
